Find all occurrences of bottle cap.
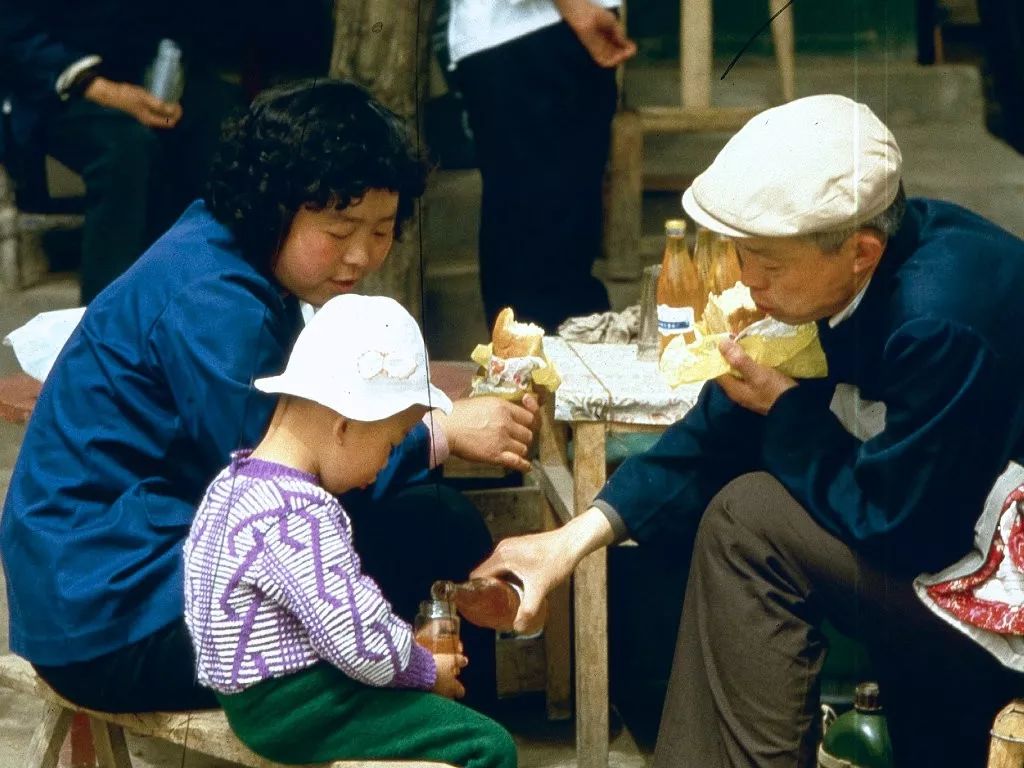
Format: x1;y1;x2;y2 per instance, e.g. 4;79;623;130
853;681;882;712
158;39;181;58
665;219;687;237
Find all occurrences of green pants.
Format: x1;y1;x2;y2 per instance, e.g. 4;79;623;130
217;663;517;768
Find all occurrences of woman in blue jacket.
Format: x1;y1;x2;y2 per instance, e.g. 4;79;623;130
0;79;537;712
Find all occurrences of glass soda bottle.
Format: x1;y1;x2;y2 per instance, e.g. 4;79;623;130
431;575;546;635
709;234;742;295
692;226;716;301
656;219;704;355
413;597;461;654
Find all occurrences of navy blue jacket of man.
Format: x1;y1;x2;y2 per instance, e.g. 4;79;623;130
596;199;1024;575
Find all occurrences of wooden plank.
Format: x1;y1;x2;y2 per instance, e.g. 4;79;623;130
604;110;643;280
495;634;547;696
23;702;71;768
681;0;712;108
572;422;609;768
541;498;573;721
538;394;569;468
531;459;575;527
637;106;761;133
89;719;132;768
465;486;545;541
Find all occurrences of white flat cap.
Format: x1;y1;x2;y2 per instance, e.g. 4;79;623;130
682;94;903;238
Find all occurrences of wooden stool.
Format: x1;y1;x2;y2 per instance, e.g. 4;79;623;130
0;654;452;768
988;699;1024;767
604;0;797;280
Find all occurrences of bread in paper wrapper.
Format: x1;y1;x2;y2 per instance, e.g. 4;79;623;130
660;316;828;386
470;308;560;401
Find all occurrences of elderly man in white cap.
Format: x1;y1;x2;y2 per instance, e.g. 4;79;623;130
474;94;1024;766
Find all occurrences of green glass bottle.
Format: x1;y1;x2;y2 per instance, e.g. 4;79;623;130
818;682;895;768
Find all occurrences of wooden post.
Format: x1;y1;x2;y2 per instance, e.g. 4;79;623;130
680;0;712;108
603;110;643;281
329;0;436;319
988;700;1024;768
572;422;608;768
769;0;796;102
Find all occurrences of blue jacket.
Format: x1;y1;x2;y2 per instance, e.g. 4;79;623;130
0;201;435;665
597;199;1024;575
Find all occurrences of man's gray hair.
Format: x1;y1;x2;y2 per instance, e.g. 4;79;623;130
807;181;907;252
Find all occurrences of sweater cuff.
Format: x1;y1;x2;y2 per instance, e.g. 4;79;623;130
423;411;450;468
55;56;103;100
591;499;631;544
391;641;437;690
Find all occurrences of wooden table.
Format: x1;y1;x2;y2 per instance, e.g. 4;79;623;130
533;338;702;768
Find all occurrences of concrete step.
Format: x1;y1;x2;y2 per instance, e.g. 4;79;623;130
622;58;985;127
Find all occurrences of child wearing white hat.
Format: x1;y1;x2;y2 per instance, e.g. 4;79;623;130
183;294;515;768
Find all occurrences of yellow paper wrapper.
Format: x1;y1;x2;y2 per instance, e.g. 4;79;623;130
469;343;562;401
659;318;828;387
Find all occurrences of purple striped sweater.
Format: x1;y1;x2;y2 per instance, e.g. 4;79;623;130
183;452;436;694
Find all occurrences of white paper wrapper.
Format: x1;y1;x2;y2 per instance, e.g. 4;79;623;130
3;307;86;382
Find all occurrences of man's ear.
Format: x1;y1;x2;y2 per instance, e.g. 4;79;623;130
852;229;886;276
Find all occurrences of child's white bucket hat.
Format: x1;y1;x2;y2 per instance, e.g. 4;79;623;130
255;294;453;421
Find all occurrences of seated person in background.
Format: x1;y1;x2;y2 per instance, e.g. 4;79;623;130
0;0;330;303
185;294;515;768
0;78;536;715
475;94;1024;767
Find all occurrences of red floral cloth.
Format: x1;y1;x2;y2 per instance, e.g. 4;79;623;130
926;485;1024;635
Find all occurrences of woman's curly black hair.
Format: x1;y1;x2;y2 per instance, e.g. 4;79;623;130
204;78;429;274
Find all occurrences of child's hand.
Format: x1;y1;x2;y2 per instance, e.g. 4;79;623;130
432;652;468;700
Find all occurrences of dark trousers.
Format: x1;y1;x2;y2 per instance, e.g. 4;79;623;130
653;472;1024;768
40;70;245;303
35;482;497;714
455;21;617;333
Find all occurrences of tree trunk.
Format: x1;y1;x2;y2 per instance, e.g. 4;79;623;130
330;0;436;321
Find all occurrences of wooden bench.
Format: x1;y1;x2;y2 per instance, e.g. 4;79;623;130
0;654;452;768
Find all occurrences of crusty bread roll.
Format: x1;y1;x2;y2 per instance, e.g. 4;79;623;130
492;307;544;358
702;283;766;335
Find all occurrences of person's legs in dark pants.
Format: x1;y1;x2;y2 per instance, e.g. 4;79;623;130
43;101;163;303
653;472;1023;768
344;482;500;713
456;22;617;333
33;618;218;712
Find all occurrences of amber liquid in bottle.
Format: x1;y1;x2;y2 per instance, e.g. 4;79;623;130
657;219;705;355
432;576;544;634
709;234;742;295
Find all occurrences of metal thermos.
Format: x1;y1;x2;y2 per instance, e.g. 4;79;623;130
818;681;895;768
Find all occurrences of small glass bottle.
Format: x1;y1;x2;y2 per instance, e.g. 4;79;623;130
431;575;546;635
145;38;184;104
413;598;460;654
656;219;704;355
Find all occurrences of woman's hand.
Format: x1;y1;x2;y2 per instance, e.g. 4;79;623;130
430;652;468;699
556;0;637;68
436;395;540;473
471;508;615;633
84;76;182;129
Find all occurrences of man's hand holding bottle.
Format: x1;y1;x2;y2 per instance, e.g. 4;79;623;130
84;77;182;129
